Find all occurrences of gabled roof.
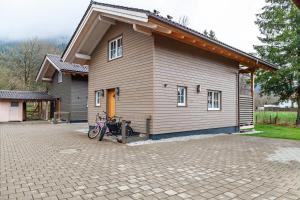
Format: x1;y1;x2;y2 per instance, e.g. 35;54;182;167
36;54;88;82
62;1;277;71
0;90;54;101
46;54;88;73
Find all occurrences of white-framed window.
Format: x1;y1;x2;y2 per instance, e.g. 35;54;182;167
109;36;123;60
177;86;187;107
95;91;101;107
11;102;19;107
58;71;63;83
208;90;221;110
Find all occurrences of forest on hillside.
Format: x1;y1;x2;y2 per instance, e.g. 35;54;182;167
0;38;68;91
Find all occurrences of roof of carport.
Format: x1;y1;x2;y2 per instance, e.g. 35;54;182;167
0;90;54;101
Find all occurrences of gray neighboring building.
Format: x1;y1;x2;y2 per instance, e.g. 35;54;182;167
36;54;88;122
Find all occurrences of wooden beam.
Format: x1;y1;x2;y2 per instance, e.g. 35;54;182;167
42;78;52;82
98;15;116;25
155;25;172;34
133;24;152;36
75;53;91;60
101;13;158;29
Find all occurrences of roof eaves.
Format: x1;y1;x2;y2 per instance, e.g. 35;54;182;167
149;14;278;70
61;1;151;61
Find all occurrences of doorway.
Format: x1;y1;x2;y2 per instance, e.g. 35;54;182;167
9;101;22;121
107;89;116;118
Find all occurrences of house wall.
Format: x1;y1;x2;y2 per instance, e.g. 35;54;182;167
48;72;71;114
70;76;88;121
88;22;154;134
0;101;10;122
48;72;88;121
0;100;23;122
152;35;239;136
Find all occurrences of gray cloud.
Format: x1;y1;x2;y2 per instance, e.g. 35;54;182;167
0;0;264;52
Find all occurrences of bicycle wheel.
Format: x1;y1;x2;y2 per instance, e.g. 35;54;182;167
126;126;134;137
88;127;100;139
99;126;107;141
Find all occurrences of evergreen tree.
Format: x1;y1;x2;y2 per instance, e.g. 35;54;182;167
255;0;300;125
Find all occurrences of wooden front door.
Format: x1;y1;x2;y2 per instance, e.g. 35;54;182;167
107;89;116;118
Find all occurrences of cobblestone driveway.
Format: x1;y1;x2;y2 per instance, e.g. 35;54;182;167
1;123;300;200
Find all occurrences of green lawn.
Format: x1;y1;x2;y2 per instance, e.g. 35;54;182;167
246;124;300;140
255;111;297;126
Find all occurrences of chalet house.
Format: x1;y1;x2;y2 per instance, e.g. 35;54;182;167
59;1;276;139
36;54;88;122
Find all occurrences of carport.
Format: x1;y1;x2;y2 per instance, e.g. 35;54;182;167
0;90;54;122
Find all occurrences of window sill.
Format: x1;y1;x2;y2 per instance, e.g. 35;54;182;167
108;55;123;61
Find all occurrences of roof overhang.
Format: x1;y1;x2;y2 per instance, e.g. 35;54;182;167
62;2;149;63
36;55;61;82
36;55;88;82
62;1;277;71
148;16;277;71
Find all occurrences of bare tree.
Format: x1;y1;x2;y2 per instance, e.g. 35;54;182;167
254;92;279;108
0;38;61;90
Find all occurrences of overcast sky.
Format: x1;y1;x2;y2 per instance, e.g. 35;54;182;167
0;0;265;52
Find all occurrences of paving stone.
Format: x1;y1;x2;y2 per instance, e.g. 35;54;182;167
0;124;299;200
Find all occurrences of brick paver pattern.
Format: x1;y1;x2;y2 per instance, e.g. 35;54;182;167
0;123;300;200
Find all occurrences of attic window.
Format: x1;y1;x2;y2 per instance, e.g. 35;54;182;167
58;71;63;83
109;36;123;61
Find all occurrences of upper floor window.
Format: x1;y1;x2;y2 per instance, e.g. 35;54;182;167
177;86;187;107
208;90;221;110
109;36;123;61
95;91;101;107
58;71;63;83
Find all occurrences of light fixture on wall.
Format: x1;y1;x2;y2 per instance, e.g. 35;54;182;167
100;89;104;97
196;85;201;93
115;87;120;96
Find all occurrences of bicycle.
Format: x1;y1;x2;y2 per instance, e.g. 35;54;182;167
99;113;134;142
87;113;106;139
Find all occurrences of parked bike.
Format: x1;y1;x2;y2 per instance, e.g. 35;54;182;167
99;112;134;142
88;113;106;139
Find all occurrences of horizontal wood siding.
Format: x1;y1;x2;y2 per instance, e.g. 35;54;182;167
153;35;239;135
48;72;71;113
88;22;154;134
70;76;88;121
239;95;254;126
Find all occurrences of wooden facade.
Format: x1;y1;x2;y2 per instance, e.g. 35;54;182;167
56;2;276;137
48;72;88;122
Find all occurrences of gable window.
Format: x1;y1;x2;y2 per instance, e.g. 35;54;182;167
95;91;101;107
208;90;221;110
58;71;63;83
109;36;123;60
177;86;187;107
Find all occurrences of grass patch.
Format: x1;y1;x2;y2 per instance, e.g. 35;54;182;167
255;111;297;126
246;124;300;140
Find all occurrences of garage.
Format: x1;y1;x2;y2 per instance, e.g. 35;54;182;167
0;90;54;122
